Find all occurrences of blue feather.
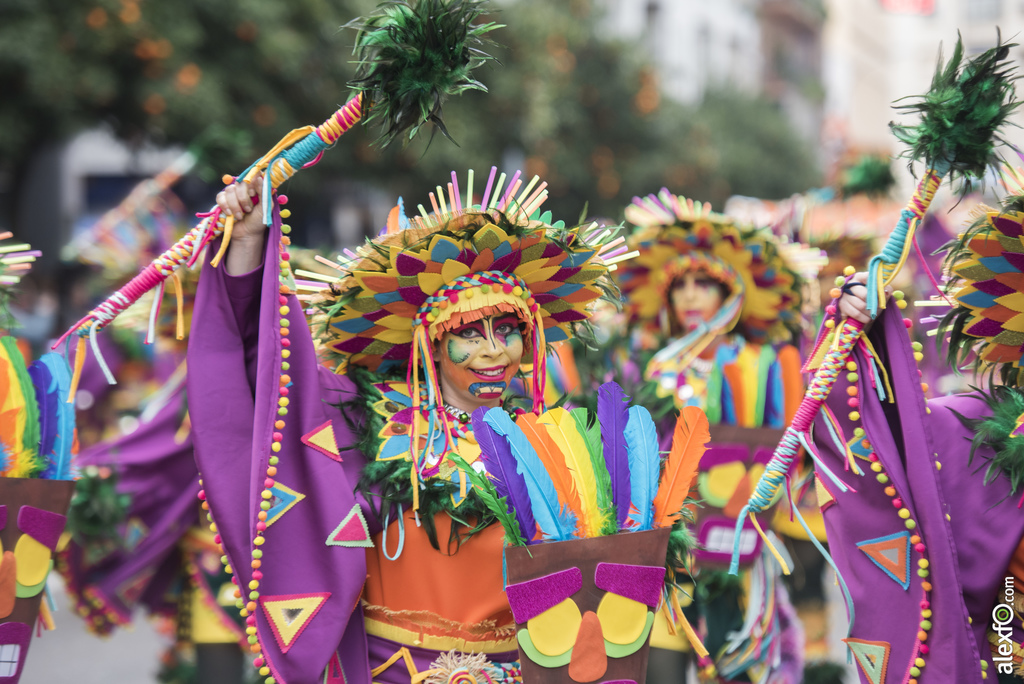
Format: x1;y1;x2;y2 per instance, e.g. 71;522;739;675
483;409;577;541
472;408;535;542
625;405;660;530
41;354;75;480
598;382;632;529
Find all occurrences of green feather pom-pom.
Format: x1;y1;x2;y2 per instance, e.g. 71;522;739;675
840;155;896;198
890;32;1019;184
346;0;502;146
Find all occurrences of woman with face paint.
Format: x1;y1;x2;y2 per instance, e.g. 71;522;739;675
188;168;623;684
609;191;815;684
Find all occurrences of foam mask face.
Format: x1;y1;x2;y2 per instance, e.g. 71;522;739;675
504;528;670;684
438;314;524;405
694;426;783;567
0;479;73;683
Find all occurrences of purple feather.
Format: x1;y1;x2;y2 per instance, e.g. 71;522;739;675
28;361;57;478
472;408;536;542
598;382;632;529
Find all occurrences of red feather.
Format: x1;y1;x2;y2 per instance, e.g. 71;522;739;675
652;406;710;527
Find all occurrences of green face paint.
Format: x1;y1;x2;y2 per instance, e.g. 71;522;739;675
446;337;473;365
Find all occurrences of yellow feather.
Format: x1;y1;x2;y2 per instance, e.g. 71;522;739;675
652;406;710;528
537;407;601;537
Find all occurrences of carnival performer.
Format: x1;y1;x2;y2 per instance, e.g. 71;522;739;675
188;166;626;684
812;182;1024;684
610;192;808;683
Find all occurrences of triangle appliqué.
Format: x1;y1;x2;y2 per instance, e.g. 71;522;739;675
814;475;835;512
265;482;306;528
260;592;331;654
302;421;342;462
843;638;890;684
325;653;346;684
856;531;911;590
326;505;373;548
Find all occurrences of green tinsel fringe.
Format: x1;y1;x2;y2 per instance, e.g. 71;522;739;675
950;385;1024;494
66;465;132;545
890;33;1019;184
345;0;502;146
802;662;847;684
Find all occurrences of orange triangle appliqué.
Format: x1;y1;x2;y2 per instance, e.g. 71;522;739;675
259;593;330;654
856;531;911;590
843;638;890;684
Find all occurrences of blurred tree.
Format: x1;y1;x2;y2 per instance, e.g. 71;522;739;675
0;0;820;245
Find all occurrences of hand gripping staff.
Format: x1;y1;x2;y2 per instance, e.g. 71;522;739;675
728;36;1020;618
53;0;501;396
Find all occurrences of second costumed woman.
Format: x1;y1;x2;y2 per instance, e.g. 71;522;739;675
612;192;809;684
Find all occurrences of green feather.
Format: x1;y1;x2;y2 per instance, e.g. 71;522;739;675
801;662;848;684
890;33;1019;184
448;454;527;546
346;0;502;146
570;407;617;536
65;465;132;546
950;385;1024;495
840;155;896;198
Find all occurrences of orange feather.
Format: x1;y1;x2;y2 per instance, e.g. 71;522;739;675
516;413;585;525
652;406;710;527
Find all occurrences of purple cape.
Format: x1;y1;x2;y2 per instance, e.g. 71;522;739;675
813;303;1024;683
188;217;371;684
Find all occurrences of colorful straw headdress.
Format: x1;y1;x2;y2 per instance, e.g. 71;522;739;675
305;168;628;407
618;191;804;345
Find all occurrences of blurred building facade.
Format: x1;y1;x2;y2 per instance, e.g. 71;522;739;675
823;0;1024;185
600;0;826;144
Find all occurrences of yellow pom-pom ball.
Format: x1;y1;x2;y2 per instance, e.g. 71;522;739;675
825;319;835;329
280;209;292;218
896;300;908;310
843;265;856;276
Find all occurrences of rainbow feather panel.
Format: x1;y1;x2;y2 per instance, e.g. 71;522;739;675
538;407;602;537
625;405;660;530
0;337;42;478
652;406;710;528
472;408;535;542
483;409;577;542
570;407;616;536
516;413;585;525
597;382;632;529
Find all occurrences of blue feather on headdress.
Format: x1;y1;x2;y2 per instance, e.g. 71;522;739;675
482;408;577;541
41;354;76;480
625;405;660;530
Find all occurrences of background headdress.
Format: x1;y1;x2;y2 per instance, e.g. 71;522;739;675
618;190;804;346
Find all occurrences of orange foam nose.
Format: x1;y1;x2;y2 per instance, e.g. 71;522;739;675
568;611;607;682
0;551;16;619
723;474;752;520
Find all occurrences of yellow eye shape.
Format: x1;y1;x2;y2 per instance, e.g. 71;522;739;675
14;534;52;588
698;461;747;507
596;592;648;645
526;598;582;657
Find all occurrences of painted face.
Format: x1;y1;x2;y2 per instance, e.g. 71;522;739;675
0;478;73;684
669;272;725;334
504;528;670;684
694;426;782;568
437;313;525;412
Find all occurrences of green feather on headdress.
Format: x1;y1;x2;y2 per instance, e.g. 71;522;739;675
890;32;1019;185
950;385;1024;495
346;0;502;146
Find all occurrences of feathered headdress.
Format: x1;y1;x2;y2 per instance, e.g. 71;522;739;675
301;168;629;504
